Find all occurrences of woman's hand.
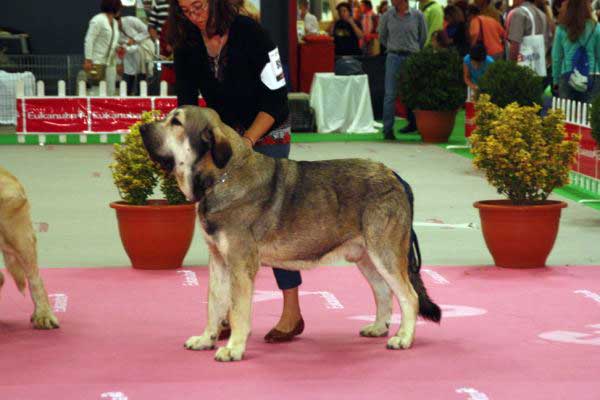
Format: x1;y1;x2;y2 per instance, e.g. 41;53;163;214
242;136;254;148
83;59;93;72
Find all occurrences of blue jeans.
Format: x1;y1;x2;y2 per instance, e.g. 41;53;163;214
383;52;409;135
253;143;302;290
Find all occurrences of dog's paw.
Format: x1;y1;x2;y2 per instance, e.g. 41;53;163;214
359;323;389;337
31;310;60;330
184;335;216;351
214;346;244;362
386;332;413;350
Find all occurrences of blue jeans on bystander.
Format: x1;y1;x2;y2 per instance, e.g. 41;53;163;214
383;52;410;136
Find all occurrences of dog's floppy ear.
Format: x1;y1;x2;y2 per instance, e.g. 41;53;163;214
207;125;232;169
185;107;232;169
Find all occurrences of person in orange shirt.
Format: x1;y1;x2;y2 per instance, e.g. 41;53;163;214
467;4;506;60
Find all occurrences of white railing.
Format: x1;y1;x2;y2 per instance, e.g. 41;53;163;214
551;97;600;200
13;79;199;145
17;79;171;98
552;97;590;128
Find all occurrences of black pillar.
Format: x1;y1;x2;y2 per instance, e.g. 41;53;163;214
260;0;290;64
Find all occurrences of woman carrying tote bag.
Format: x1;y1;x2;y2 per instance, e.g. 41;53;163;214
83;0;122;96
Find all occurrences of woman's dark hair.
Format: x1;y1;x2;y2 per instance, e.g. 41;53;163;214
552;0;564;18
336;2;352;15
470;43;487;62
466;4;481;17
444;5;465;23
167;0;238;48
558;0;593;42
100;0;122;14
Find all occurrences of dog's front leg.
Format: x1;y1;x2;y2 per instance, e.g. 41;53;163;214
185;251;230;351
214;246;259;362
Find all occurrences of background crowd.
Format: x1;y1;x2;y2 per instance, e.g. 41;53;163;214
299;0;600;102
83;0;600;115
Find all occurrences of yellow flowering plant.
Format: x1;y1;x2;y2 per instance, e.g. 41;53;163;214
110;111;186;205
470;94;580;205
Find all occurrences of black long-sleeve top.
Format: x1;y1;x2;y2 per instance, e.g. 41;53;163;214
174;15;290;145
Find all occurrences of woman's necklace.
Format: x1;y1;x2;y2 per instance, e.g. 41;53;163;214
205;34;228;78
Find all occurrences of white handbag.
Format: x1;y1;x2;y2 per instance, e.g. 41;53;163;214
518;6;547;77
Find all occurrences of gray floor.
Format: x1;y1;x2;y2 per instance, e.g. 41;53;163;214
0;141;599;269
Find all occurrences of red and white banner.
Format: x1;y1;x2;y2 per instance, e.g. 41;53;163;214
16;96;206;134
90;98;152;132
575;126;599;180
21;98;88;133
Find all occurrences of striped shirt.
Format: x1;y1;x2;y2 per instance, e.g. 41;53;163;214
148;0;169;33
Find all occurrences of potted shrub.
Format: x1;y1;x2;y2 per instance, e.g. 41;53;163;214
470;94;580;268
478;61;544;107
109;111;196;270
398;47;466;143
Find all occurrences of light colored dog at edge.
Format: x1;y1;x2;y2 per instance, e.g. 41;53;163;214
0;165;59;329
140;106;442;362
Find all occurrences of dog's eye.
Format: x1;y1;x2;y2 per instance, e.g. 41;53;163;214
171;118;182;126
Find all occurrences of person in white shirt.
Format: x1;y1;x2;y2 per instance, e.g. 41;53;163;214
299;0;320;37
117;14;157;95
84;0;122;96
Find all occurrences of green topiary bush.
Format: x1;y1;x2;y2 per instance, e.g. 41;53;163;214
398;47;466;111
478;61;544;107
589;94;600;145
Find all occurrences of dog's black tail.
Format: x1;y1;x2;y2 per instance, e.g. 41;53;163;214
393;172;442;323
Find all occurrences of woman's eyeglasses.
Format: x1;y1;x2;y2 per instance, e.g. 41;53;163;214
180;1;208;17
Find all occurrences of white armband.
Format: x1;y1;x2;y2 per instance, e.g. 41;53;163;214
260;47;286;90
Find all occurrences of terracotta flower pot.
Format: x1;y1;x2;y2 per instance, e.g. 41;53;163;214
473;200;567;269
110;200;196;270
414;109;457;143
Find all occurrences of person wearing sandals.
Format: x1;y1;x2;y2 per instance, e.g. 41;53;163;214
168;0;304;343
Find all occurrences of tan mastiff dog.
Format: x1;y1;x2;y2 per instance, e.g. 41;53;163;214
0;165;59;329
140;106;441;362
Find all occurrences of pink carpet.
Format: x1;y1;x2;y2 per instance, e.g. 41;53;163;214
1;266;599;399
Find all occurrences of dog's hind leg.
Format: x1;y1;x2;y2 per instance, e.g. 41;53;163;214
356;253;392;337
368;243;418;349
363;205;418;349
1;232;58;329
185;250;231;351
2;247;59;329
